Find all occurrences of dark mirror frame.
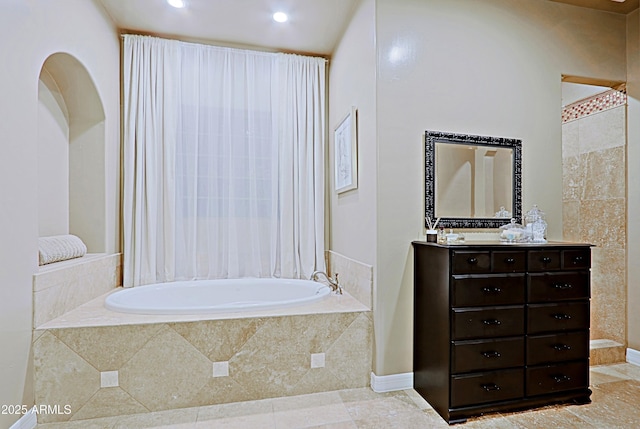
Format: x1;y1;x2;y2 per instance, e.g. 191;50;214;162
425;130;522;229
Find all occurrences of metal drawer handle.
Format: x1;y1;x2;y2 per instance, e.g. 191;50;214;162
504;257;515;264
468;257;478;265
553;283;573;290
552;374;572;384
573;256;584;264
553;313;572;320
482;319;502;326
481;350;502;359
482;286;502;294
552;344;572;352
481;383;501;392
541;256;552;263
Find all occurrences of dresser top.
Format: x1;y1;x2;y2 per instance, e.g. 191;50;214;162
412;240;592;249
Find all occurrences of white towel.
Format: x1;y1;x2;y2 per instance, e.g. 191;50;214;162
38;235;87;266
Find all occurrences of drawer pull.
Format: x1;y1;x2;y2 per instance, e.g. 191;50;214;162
467;257;478;265
553;283;573;290
481;350;502;359
481;383;501;392
552;313;572;320
482;286;502;294
541;256;552;263
572;256;584;264
482;319;502;326
552;344;572;352
552;374;572;384
504;257;515;264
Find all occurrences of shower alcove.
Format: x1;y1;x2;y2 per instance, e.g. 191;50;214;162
561;78;628;365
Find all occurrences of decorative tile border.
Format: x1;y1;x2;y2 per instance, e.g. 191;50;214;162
562;88;627;123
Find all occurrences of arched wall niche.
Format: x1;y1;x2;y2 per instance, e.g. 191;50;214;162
37;52;106;253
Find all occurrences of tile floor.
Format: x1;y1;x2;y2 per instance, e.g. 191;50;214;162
36;363;640;428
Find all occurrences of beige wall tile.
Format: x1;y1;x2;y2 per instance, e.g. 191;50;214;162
562;120;579;159
51;323;163;371
33;253;122;327
169;318;264;362
326;313;372;388
192;376;255;406
562;155;586;202
70;387;148;421
590;346;626;366
328;251;373;309
562;201;581;242
579;198;625;249
578;106;626;154
590;248;626;342
583;147;625;200
119;325;212;411
33;331;100;423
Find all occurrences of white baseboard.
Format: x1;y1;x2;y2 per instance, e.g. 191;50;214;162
627;348;640;367
9;408;37;429
370;372;413;392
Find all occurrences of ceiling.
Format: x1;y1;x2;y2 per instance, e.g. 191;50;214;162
94;0;360;56
550;0;639;14
95;0;639;57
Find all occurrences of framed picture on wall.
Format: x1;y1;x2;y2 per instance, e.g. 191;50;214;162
334;106;358;193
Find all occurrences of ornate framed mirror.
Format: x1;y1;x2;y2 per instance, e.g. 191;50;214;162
425;130;522;228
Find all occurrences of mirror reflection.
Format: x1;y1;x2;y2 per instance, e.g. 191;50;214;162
435;143;513;218
425;130;522;229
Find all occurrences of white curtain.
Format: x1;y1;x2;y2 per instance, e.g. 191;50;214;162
123;35;326;286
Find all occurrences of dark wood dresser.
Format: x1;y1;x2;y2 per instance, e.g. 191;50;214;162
412;241;592;424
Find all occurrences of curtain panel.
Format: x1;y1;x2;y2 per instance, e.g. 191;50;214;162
123;35;326;286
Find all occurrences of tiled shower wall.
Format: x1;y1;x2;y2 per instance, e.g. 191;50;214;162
562;89;627;364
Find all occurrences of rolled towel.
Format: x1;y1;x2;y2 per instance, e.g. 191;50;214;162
38;234;87;266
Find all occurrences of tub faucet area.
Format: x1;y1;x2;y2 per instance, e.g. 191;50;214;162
311;271;343;294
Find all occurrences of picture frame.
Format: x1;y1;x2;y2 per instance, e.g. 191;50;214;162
334;106;358;193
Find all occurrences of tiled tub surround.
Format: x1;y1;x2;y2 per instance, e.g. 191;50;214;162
33;253;122;327
33;289;372;424
562;96;627;365
327;251;373;309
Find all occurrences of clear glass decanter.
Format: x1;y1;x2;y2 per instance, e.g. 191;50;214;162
524;204;547;243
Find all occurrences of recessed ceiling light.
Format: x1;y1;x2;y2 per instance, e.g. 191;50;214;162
167;0;185;8
273;12;288;23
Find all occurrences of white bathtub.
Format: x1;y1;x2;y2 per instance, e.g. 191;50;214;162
104;278;332;315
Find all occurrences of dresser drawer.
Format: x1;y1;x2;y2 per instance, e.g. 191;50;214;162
527;272;590;302
452;306;524;340
492;251;526;273
528;250;561;272
451;368;524;407
527;301;589;334
527;331;589;365
526;361;589;396
452;251;491;274
452;275;525;307
562;249;591;270
452;337;524;373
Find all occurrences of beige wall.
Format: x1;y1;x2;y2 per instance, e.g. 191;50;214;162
332;0;627;376
627;10;640;352
328;0;377;268
0;1;120;427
